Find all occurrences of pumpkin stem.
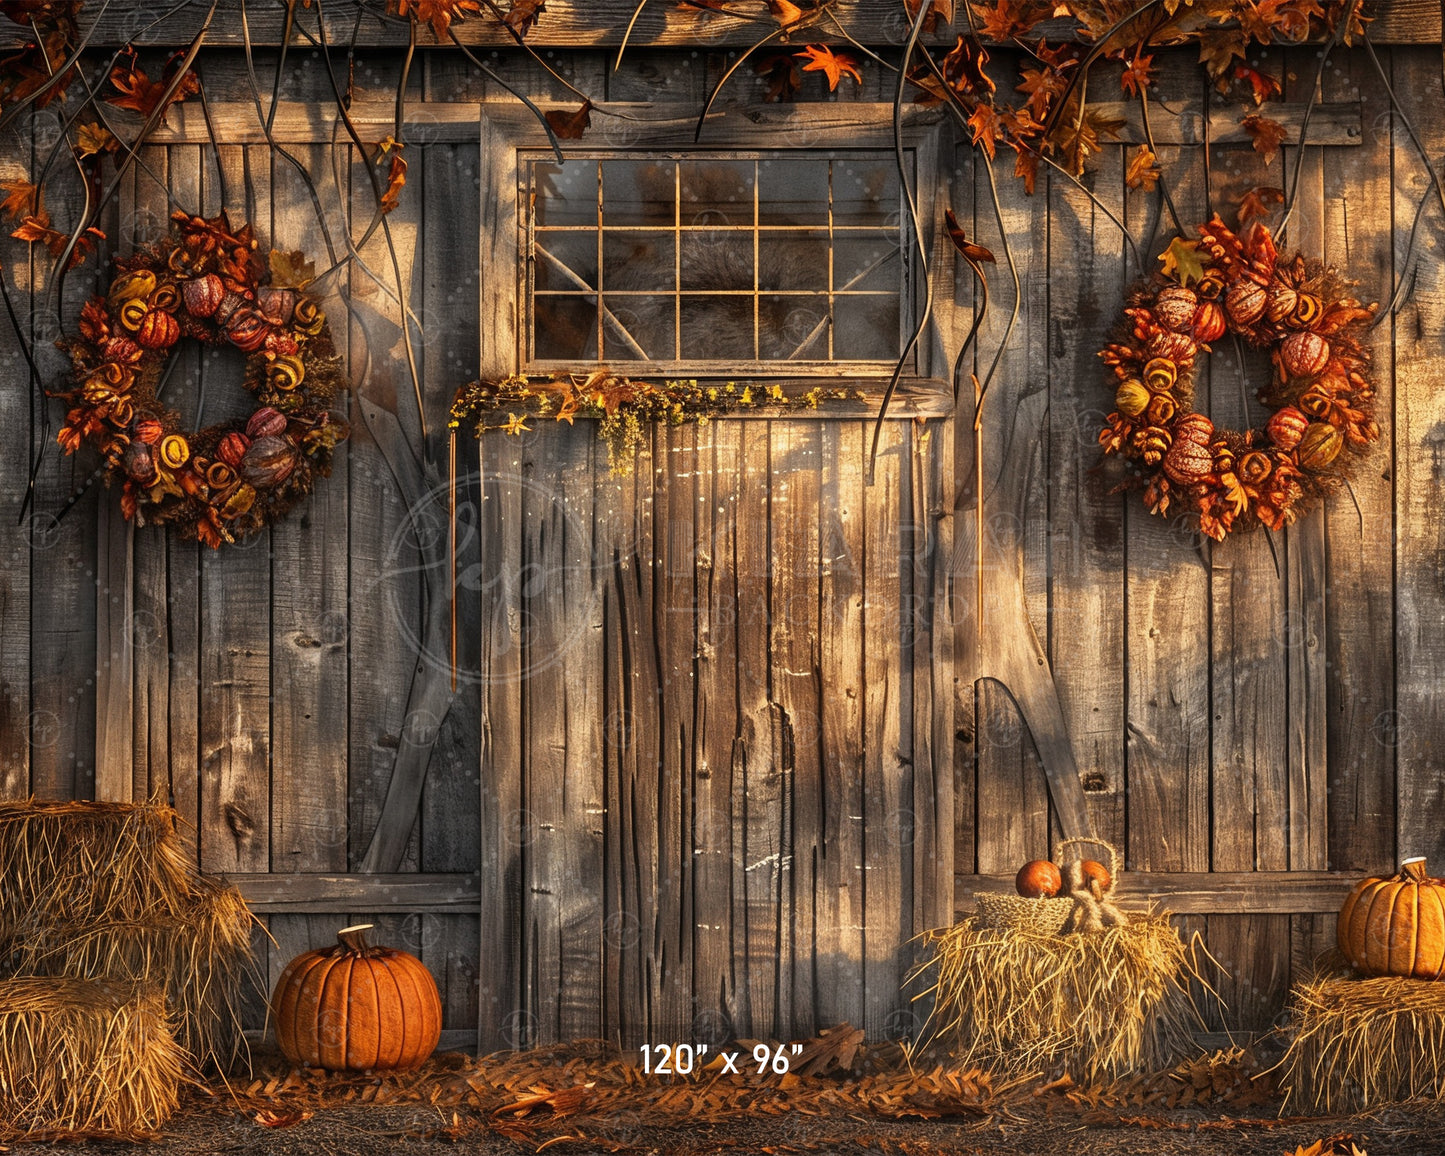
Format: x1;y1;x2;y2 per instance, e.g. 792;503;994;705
1402;857;1430;882
336;923;375;954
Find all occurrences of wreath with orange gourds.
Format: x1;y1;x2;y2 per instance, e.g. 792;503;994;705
54;211;349;548
1098;215;1379;540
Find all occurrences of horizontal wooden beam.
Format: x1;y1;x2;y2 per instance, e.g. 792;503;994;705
135;98;1361;149
228;872;480;913
955;871;1360;916
54;0;1443;49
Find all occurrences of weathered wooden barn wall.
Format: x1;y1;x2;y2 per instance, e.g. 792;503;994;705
1;7;1444;1046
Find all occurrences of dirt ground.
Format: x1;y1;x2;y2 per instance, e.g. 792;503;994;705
8;1039;1445;1156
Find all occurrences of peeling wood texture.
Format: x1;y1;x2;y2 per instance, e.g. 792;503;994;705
4;41;1442;1048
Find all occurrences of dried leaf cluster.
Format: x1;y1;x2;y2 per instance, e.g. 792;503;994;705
451;372;864;473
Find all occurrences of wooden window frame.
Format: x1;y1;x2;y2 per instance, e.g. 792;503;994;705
479;103;961;415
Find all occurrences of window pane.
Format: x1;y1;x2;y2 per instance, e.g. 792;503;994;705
833;234;900;292
603;232;675;293
533;161;596;226
534;232;598;291
832;161;900;227
680;160;754;226
680;296;753;359
760;295;829;359
534;295;598;359
601;160;674;225
604;297;675;361
758;158;829;225
680;232;752;291
833;295;900;360
759;234;828;291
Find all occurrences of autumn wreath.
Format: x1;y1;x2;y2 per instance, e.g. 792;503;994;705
1098;216;1379;540
56;211;348;547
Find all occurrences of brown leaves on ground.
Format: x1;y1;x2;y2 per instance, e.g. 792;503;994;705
106;47;199;125
1289;1139;1369;1156
1242;112;1288;163
795;46;862;92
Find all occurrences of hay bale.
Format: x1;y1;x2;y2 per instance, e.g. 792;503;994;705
1281;971;1445;1113
6;878;257;1071
0;977;188;1139
0;798;261;1072
0;799;195;928
916;914;1203;1082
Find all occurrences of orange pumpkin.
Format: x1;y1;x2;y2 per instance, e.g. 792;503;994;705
272;924;442;1070
1079;859;1112;893
1015;859;1063;899
1337;858;1445;980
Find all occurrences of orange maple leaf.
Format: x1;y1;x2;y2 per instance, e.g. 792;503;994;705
967;104;1003;161
1241;113;1287;164
502;0;545;34
1236;184;1284;225
0;177;42;220
795;46;862;92
1125;144;1161;191
380;153;407;214
1233;63;1282;105
107;49;199;124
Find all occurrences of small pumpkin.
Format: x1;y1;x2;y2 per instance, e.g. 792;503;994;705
272;924;443;1070
137;309;180;350
182;273;225;318
1015;859;1063;899
1079;859;1112;893
1337;858;1445;980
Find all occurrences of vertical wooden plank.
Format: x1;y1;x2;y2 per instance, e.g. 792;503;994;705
29;134;101;800
600;442;656;1046
523;424;605;1042
768;420;819;1037
816;421;865;1027
477;434;525;1050
267;139;352;984
693;420;740;1041
863;418;906;1039
971;155;1053;875
653;426;695;1040
1048;137;1127;852
1122;76;1211;876
198;144;271;874
911;415;954;941
736;420;781;1038
348;134;423;874
420;140;483;1033
1323;43;1395;878
1206;49;1291;1032
1392;46;1445;869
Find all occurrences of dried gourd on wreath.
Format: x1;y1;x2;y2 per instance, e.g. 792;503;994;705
271;924;442;1071
1098;216;1379;540
1337;857;1445;980
55;211;348;547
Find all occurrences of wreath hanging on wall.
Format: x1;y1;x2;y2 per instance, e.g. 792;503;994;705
1098;215;1379;541
55;211;349;547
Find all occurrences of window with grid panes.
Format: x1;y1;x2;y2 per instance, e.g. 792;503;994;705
526;151;917;374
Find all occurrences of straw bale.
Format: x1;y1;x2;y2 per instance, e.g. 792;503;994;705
0;799;261;1073
4;878;257;1071
0;977;188;1139
914;913;1204;1082
1280;970;1445;1114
